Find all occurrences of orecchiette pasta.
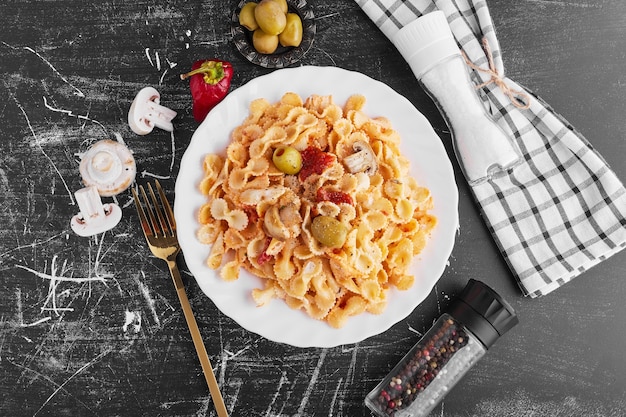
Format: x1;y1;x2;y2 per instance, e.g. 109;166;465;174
197;93;437;328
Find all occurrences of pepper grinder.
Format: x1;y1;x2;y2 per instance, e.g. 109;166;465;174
365;279;518;417
392;11;522;185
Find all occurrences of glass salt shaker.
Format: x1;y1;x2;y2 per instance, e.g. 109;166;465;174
365;279;518;417
392;11;522;185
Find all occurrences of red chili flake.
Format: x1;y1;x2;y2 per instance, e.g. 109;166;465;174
299;146;335;181
257;237;273;265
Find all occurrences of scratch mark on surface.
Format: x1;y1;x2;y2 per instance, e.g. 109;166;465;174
145;47;154;66
141;170;172;180
408;325;424;337
32;348;113;416
174;373;242;417
297;348;327;415
169;129;176;172
92;231;111;277
219;345;230;389
0;231;66;259
315;12;341;20
524;0;599;7
17;255;108;317
159;68;169;85
9;92;75;205
264;371;288;417
8;359;96;414
158;293;176;312
16;260;107;283
331;344;359;415
223;344;252;360
20;316;52;327
225;378;243;417
0;316;6;359
276;378;297;416
43;96;107;133
314;47;337;66
155;51;161;71
20;45;85;97
329;377;344;417
197;38;230;47
166;57;178;69
434;284;442;315
194;396;211;417
136;271;160;326
345;343;358;386
15;288;24;326
159;58;178;85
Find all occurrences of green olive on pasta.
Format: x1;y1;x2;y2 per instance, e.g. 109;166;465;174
272;145;302;175
311;216;348;248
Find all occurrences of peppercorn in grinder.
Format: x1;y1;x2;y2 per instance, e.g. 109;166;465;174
365;279;518;417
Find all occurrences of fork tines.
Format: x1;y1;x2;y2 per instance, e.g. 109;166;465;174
132;180;176;238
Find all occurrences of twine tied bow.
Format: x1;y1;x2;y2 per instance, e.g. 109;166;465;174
463;37;531;110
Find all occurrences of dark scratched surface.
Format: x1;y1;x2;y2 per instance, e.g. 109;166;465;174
1;1;626;416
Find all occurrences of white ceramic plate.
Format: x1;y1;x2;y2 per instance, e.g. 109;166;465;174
175;66;458;348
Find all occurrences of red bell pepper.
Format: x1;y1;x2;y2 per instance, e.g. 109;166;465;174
180;59;233;122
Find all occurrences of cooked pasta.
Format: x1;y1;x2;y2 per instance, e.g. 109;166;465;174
196;93;437;328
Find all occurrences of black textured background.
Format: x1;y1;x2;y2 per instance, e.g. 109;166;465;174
1;1;625;416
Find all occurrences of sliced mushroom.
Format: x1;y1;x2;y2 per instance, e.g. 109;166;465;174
342;140;378;175
263;203;302;240
79;140;136;196
263;206;288;240
239;186;287;206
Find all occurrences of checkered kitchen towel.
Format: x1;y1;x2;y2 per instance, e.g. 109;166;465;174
355;0;626;297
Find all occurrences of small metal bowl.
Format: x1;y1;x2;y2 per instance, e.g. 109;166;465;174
231;0;316;68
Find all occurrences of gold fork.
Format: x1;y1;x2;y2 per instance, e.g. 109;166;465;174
132;180;229;417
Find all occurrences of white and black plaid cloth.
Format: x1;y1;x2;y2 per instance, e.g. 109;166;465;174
356;0;626;297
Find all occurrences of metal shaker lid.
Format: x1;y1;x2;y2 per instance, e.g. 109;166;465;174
447;279;519;348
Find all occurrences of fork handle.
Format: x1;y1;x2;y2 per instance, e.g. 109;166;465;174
168;260;230;417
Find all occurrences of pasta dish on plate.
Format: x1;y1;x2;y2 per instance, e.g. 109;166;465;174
195;92;436;328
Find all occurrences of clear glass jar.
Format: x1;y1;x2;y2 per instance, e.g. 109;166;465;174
365;279;518;417
365;313;485;417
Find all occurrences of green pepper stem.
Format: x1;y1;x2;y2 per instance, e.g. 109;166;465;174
179;61;225;85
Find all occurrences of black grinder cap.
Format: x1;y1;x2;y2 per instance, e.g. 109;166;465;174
447;279;519;349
